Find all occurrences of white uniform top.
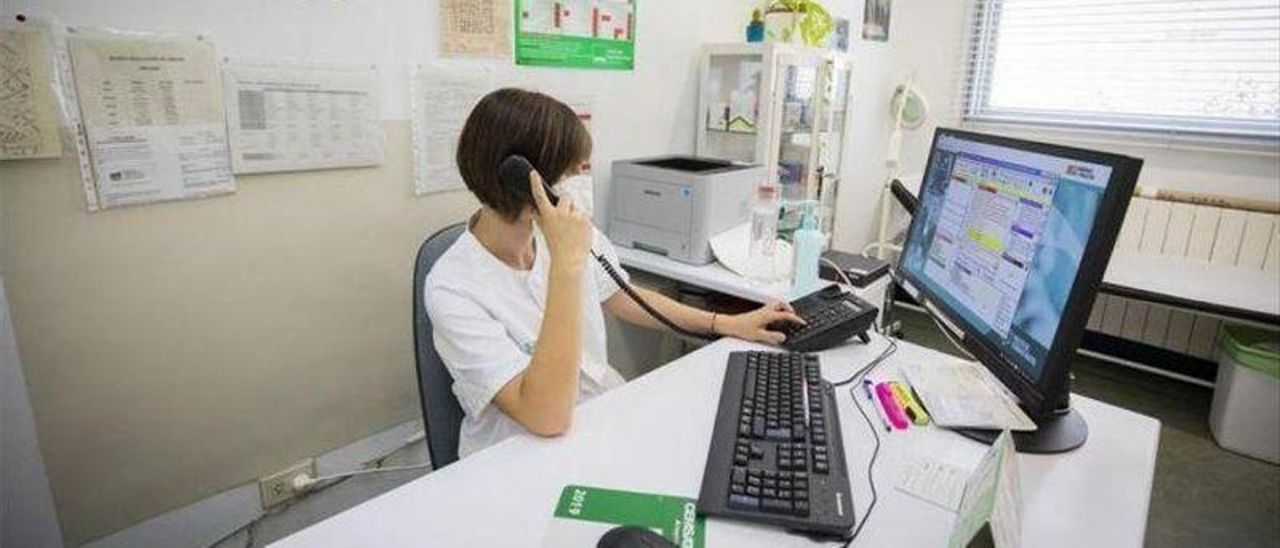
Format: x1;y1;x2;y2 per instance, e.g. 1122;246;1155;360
423;219;628;458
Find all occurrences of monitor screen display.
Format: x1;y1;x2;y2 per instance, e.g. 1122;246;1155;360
900;132;1113;384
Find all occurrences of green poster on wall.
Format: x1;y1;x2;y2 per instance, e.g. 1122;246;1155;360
514;0;636;70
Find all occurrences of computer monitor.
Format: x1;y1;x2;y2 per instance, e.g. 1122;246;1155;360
897;128;1142;453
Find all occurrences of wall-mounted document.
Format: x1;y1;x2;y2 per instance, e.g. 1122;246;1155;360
0;22;63;160
515;0;635;70
410;65;494;195
441;0;511;57
222;62;384;174
68;33;234;209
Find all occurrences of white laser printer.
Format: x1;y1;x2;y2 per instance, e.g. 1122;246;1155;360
608;156;765;265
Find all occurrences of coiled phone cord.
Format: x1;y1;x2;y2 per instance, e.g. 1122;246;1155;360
592;250;719;341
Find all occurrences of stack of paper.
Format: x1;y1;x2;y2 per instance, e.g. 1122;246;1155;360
900;360;1037;431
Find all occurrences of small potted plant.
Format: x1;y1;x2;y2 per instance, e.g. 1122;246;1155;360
763;0;834;47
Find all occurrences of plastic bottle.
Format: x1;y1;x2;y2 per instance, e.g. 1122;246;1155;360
790;201;825;297
747;185;782;283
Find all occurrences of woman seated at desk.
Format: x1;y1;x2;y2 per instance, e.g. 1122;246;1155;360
424;88;804;457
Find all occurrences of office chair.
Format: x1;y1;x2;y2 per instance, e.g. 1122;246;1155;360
412;222;467;469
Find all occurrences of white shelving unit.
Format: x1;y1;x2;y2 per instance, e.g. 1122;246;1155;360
696;42;853;236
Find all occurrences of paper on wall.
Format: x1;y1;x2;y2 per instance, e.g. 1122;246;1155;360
68;33;234;208
515;0;635;70
441;0;511;57
0;22;63;160
222;61;383;174
565;97;592;171
409;65;494;195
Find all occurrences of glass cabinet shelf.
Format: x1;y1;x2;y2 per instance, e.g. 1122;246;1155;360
696;43;852;238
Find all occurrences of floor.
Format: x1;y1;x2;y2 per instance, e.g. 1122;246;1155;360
218;307;1280;547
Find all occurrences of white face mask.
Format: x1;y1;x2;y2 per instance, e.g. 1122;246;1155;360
554;174;595;217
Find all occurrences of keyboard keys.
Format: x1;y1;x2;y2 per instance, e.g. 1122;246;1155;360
728;494;760;510
765;427;791;440
709;351;854;535
762;498;793;514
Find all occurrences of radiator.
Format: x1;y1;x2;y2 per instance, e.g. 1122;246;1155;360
1086;197;1280;360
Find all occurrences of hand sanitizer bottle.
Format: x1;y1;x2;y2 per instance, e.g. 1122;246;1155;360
790;201;824;297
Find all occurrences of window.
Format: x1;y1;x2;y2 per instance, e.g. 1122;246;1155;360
962;0;1280;140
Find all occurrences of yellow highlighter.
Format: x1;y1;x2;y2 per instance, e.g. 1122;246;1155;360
889;381;931;426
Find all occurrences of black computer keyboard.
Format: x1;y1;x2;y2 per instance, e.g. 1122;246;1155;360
772;285;878;353
697;351;856;538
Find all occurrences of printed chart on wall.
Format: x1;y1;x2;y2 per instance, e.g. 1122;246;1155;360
515;0;635;70
0;21;63;160
410;65;495;195
222;61;383;174
441;0;511;57
68;32;234;210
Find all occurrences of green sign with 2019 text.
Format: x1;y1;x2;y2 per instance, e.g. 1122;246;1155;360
514;0;636;70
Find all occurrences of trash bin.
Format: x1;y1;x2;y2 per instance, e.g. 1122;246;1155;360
1209;324;1280;464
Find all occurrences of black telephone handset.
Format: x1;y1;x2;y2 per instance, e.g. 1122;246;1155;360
499;155;559;209
496;154;715;341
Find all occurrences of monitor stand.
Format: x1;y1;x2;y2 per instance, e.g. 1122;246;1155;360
954;407;1088;454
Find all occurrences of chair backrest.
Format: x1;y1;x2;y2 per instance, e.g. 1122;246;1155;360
412;222;467;469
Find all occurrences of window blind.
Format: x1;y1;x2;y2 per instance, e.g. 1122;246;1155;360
962;0;1280;140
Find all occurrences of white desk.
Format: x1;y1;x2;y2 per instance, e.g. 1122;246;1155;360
614;246;799;303
615;246;888;310
273;337;1159;547
1102;254;1280;328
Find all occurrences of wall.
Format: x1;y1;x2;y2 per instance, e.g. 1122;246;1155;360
0;0;881;545
1;280;65;548
2;124;474;545
830;0;972;252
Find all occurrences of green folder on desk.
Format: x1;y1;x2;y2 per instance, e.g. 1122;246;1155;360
543;485;706;547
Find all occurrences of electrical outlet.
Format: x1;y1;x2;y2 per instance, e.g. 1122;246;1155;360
259;459;315;508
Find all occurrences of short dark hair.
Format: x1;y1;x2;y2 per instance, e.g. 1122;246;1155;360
456;88;592;220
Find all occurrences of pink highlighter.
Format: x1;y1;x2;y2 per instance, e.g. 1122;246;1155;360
875;382;911;430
